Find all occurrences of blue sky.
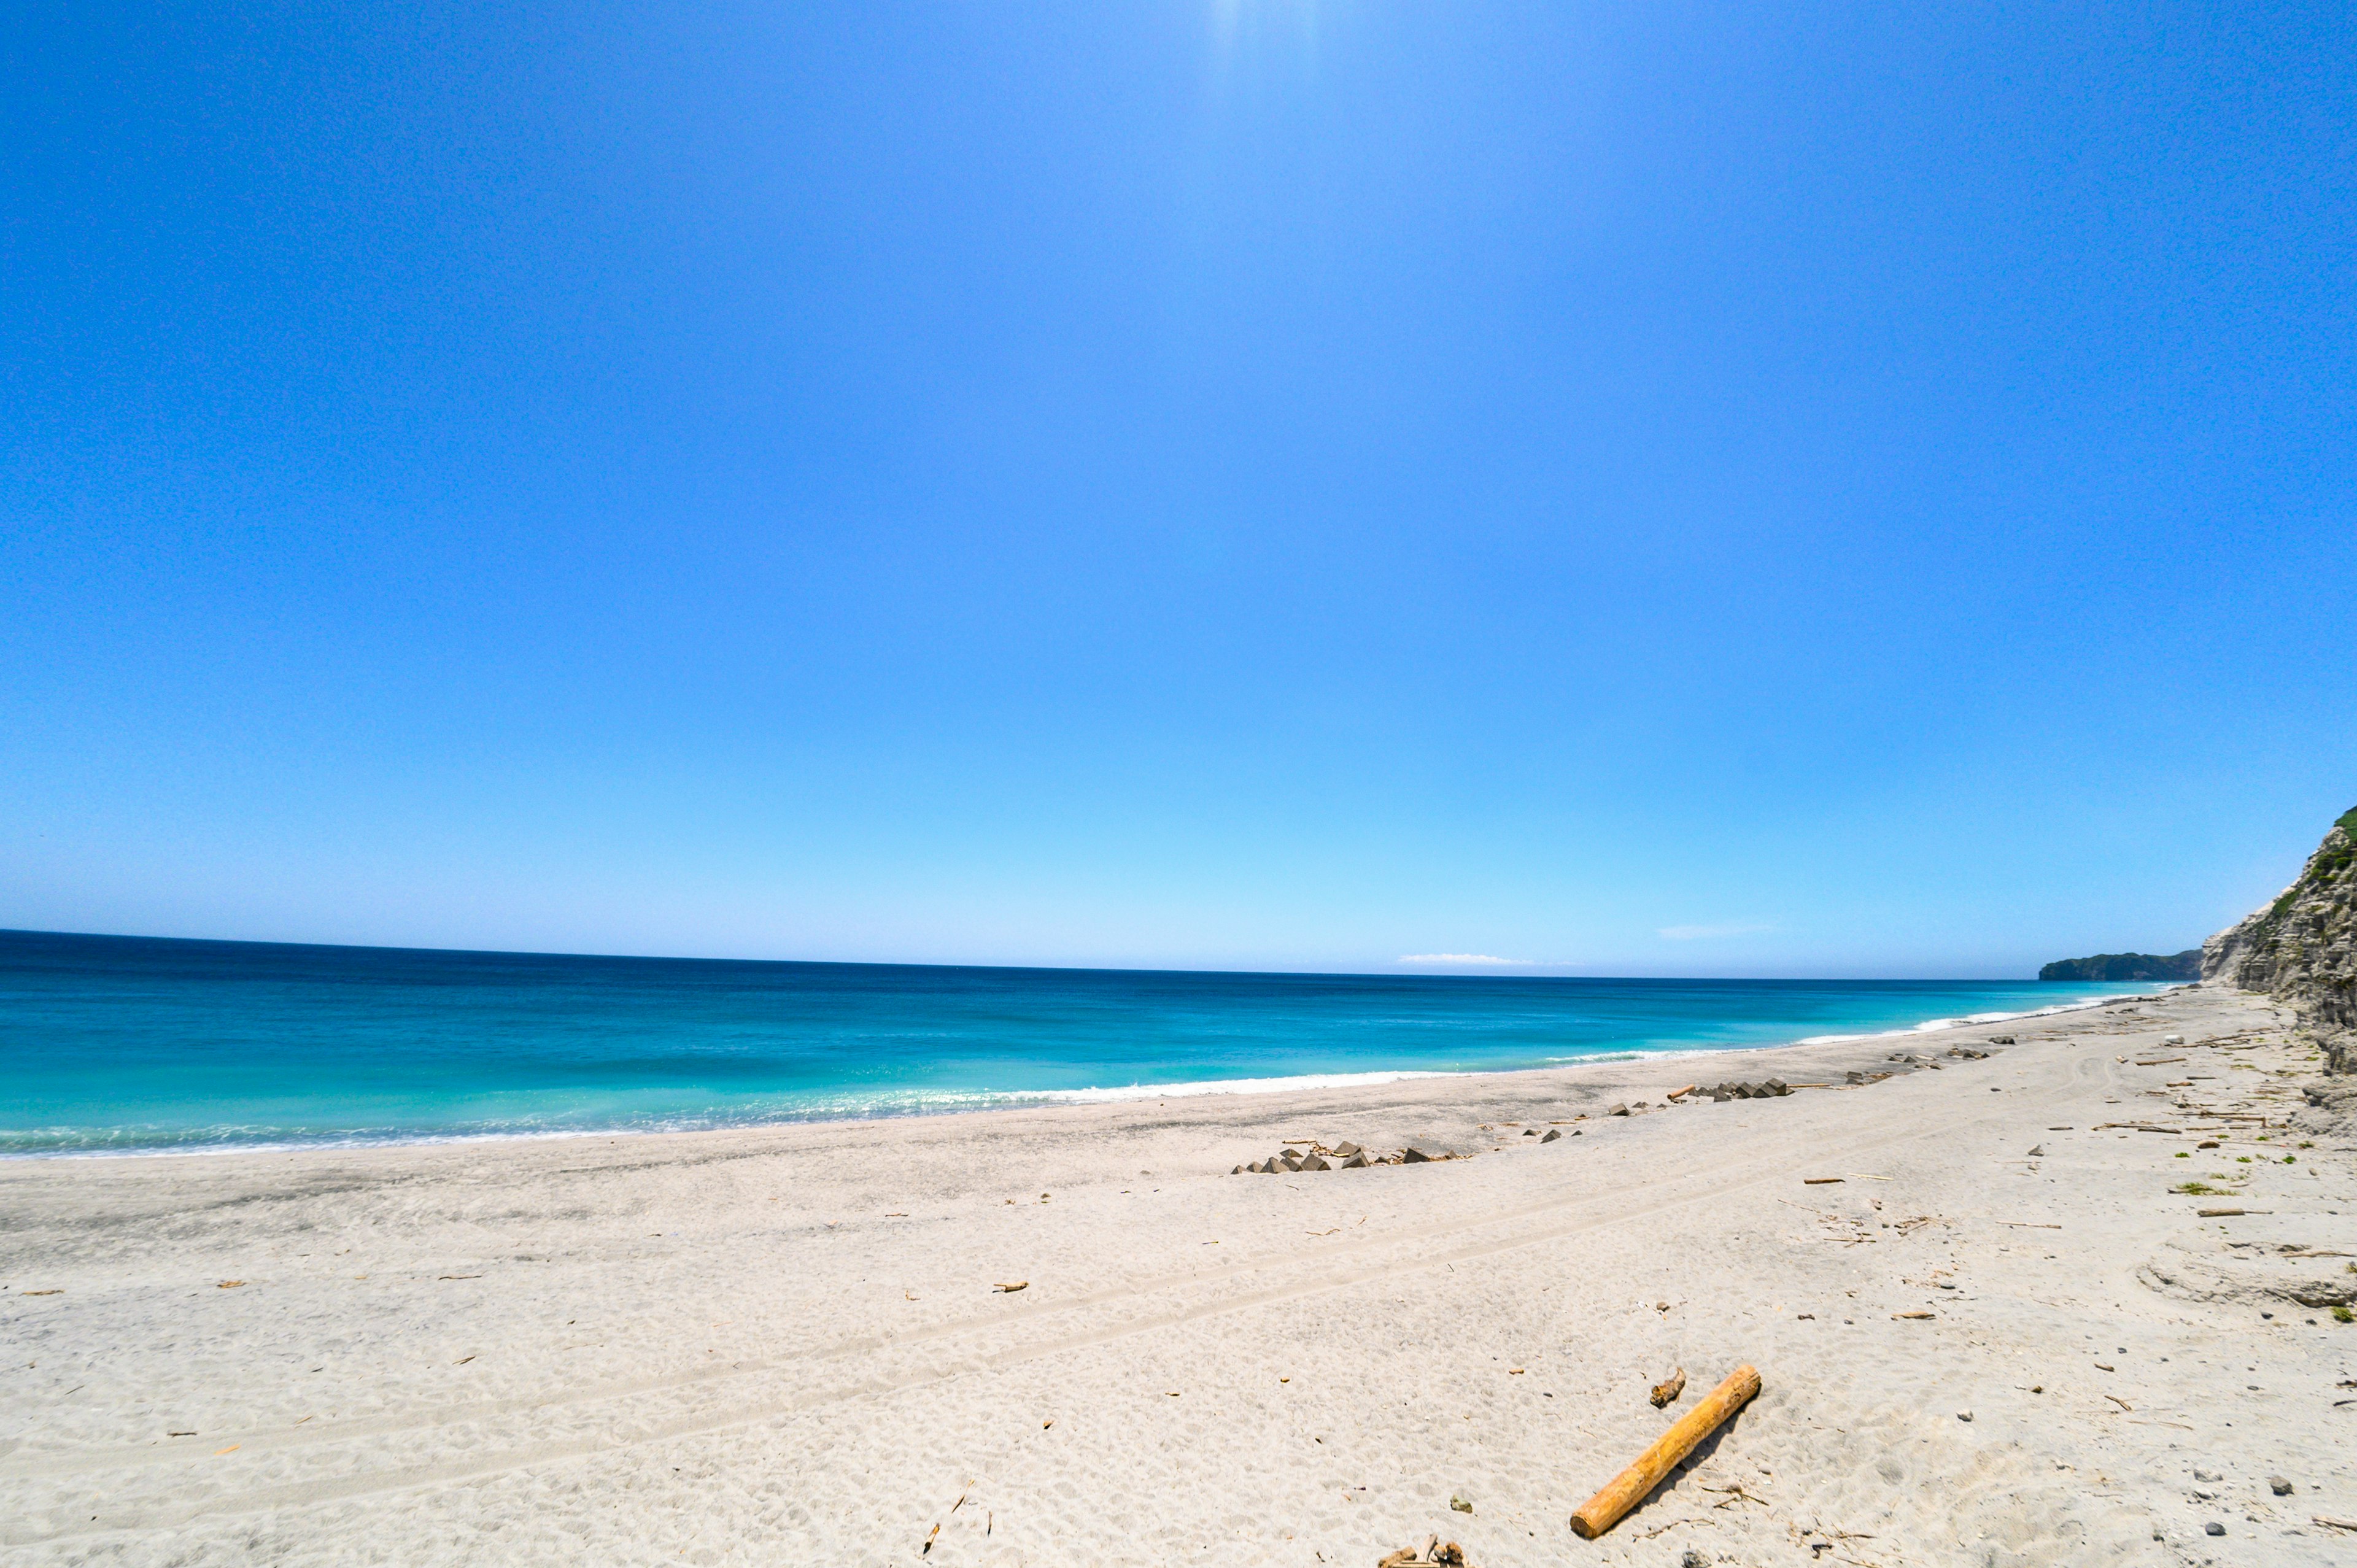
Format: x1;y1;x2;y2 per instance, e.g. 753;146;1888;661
4;1;2352;977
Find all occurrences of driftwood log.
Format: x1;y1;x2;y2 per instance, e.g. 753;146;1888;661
1570;1364;1761;1539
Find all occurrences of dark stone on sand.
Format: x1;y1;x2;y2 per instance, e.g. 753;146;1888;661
1300;1154;1331;1172
1333;1141;1362;1157
1608;1103;1630;1116
2270;1476;2293;1496
1403;1147;1434;1164
1341;1152;1368;1168
1541;1128;1562;1143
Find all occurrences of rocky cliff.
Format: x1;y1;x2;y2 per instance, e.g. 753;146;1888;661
2204;807;2357;1071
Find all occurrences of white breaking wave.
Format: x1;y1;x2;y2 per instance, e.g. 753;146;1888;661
1793;987;2165;1045
1023;1069;1458;1103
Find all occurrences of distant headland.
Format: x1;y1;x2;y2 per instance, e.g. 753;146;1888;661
2038;949;2202;982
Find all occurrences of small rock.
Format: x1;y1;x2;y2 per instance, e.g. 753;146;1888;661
1986;1035;2014;1045
2163;1034;2185;1045
1957;1410;1973;1422
2193;1469;2221;1482
2027;1145;2044;1158
1341;1152;1369;1168
1608;1103;1630;1117
1403;1148;1434;1164
2270;1476;2293;1496
2205;1522;2225;1537
1541;1128;1562;1143
1449;1493;1473;1514
1766;1078;1789;1095
1523;1128;1539;1137
1681;1550;1711;1568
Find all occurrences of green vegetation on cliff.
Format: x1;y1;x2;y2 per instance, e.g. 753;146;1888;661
2205;806;2357;1068
2039;951;2202;983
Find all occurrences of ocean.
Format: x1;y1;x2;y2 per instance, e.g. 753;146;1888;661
0;929;2159;1157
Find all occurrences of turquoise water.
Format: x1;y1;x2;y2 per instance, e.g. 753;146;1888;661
0;930;2158;1156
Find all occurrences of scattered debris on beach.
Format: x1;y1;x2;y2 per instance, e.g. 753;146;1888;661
1226;1032;2024;1176
1379;1537;1468;1567
1231;1034;2026;1176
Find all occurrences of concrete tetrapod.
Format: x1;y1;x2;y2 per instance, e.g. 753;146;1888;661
1568;1363;1762;1539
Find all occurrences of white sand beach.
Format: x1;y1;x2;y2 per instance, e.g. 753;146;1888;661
4;985;2352;1566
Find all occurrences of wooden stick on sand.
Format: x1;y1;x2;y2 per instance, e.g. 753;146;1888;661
1570;1364;1762;1539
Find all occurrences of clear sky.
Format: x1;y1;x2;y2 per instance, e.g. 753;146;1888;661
4;1;2352;978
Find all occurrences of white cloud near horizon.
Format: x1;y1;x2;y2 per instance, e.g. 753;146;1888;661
1397;952;1528;967
1657;922;1775;941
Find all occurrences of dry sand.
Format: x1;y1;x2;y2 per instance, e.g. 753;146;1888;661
4;986;2353;1566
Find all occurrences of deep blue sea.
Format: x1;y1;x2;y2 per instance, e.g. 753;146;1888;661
0;930;2159;1157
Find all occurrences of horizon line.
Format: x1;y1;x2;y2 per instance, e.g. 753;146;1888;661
0;925;2174;987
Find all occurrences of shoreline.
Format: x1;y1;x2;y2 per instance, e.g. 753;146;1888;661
3;981;2349;1564
1;983;2172;1164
